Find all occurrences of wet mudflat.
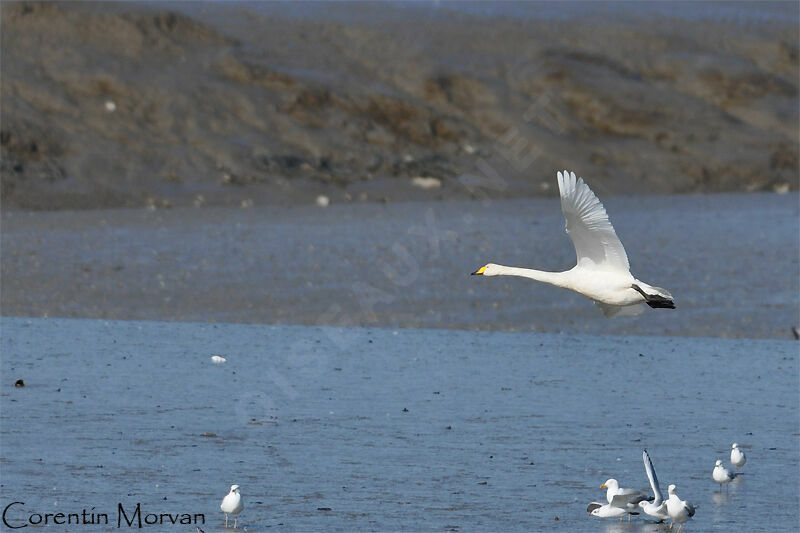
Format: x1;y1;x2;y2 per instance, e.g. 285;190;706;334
1;317;796;531
2;193;798;339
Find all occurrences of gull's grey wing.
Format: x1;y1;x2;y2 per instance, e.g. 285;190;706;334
643;449;664;505
611;491;650;507
557;170;630;272
587;502;604;513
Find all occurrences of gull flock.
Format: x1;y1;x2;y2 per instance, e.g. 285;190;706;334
216;446;745;531
588;445;747;530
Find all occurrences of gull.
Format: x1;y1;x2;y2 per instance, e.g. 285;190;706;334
587;501;639;520
639;450;670;522
602;478;650;506
713;459;736;491
220;484;243;529
211;355;227;364
598;478;651;522
472;170;675;317
730;443;746;470
666;484;696;531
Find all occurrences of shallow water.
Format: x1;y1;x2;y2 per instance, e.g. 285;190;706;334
1;317;797;531
172;0;798;26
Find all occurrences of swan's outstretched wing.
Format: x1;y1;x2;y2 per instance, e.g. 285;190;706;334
557;170;630;272
643;449;664;505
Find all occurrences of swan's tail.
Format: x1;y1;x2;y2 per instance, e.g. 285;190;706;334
631;283;675;309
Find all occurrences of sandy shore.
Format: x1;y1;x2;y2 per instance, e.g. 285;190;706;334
1;1;797;210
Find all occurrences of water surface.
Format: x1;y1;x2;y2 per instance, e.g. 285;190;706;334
1;318;797;531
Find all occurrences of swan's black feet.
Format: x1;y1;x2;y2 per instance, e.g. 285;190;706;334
643;294;675;309
631;284;675;309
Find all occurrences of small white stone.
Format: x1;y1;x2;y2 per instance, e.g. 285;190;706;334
773;182;790;194
411;176;442;190
316;195;330;207
104;100;117;112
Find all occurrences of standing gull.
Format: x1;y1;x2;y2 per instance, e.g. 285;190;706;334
639;450;669;522
598;478;650;522
713;459;736;491
472;170;675;317
666;484;696;532
602;478;649;506
730;443;746;470
220;484;243;529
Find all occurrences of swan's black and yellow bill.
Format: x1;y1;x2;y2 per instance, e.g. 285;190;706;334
471;266;487;275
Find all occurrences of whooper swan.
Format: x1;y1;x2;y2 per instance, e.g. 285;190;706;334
472;170;675;317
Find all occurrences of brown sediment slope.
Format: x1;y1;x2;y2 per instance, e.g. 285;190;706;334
1;1;797;210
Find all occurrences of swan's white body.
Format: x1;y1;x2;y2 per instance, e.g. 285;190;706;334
713;459;735;490
473;171;674;317
639;450;670;522
731;443;746;469
220;484;243;528
666;484;696;531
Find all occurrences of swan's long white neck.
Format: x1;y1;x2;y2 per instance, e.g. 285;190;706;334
490;265;570;288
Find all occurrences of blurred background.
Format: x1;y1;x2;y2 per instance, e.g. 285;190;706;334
2;1;797;209
1;1;798;338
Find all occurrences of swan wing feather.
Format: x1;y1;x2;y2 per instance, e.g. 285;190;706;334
557;170;630;272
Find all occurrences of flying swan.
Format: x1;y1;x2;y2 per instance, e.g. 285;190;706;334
472;170;675;317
